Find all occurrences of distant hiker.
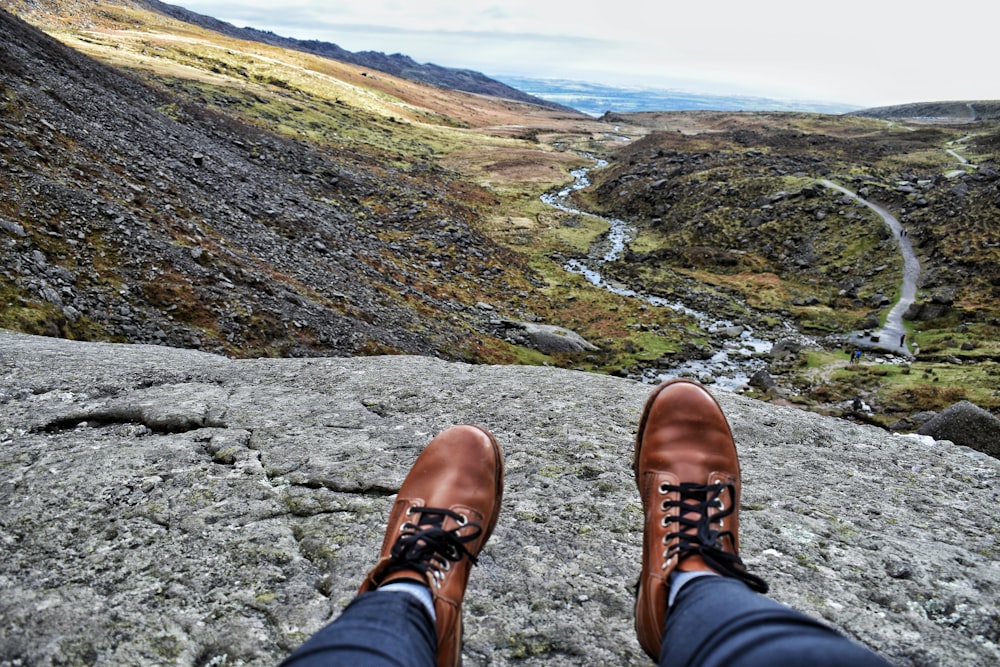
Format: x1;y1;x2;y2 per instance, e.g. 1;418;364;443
900;334;906;346
281;380;893;667
852;349;862;364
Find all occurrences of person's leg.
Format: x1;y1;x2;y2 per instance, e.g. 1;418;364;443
633;379;891;666
280;589;436;666
281;425;504;667
660;575;892;667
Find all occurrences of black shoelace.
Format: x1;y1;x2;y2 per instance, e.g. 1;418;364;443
663;482;769;593
387;506;483;585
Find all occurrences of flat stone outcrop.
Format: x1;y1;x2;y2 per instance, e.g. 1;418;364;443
2;330;999;666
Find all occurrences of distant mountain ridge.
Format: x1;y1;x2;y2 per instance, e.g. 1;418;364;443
141;0;574;112
495;76;863;116
852;100;1000;121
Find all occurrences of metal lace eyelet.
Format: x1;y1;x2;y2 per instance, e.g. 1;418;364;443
661;515;671;527
658;482;670;494
456;514;468;526
660;499;671;511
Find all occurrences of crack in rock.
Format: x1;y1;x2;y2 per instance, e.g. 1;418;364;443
40;383;231;434
43;405;227;435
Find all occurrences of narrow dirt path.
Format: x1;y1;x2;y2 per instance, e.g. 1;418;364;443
821;180;919;357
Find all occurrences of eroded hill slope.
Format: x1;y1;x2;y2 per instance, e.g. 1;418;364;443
0;7;554;360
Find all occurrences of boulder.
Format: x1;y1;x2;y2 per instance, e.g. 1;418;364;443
858;313;881;330
718;325;746;339
505;321;598;354
770;339;802;359
869;294;891;308
910;411;938;425
0;217;27;237
930;289;956;306
917;401;1000;458
674;342;715;361
904;301;952;322
749;369;777;391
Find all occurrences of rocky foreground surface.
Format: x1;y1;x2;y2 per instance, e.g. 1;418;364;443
2;330;999;666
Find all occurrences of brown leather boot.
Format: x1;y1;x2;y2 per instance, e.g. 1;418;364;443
634;379;768;661
358;425;504;667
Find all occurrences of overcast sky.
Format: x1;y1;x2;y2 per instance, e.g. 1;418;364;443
168;0;996;108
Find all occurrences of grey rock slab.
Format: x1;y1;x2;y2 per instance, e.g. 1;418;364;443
2;330;999;666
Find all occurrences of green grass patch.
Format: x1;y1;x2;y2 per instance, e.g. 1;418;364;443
0;280;112;341
912;320;1000;360
803;349;844;369
885;360;1000;409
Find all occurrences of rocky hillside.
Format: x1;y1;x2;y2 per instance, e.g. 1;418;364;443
137;0;570;111
586;112;1000;330
2;330;999;666
0;7;551;360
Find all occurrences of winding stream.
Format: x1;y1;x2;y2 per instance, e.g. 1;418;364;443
542;159;775;391
538;119;979;383
542;156;926;388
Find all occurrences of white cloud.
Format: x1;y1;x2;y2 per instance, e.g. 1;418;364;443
168;0;999;107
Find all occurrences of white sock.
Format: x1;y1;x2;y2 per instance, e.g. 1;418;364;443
668;570;720;607
379;581;437;622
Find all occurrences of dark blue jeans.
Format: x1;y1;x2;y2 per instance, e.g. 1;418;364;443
280;591;436;666
281;578;892;666
660;576;892;666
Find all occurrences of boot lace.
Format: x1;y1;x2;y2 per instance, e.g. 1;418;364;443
662;481;768;593
387;506;483;586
